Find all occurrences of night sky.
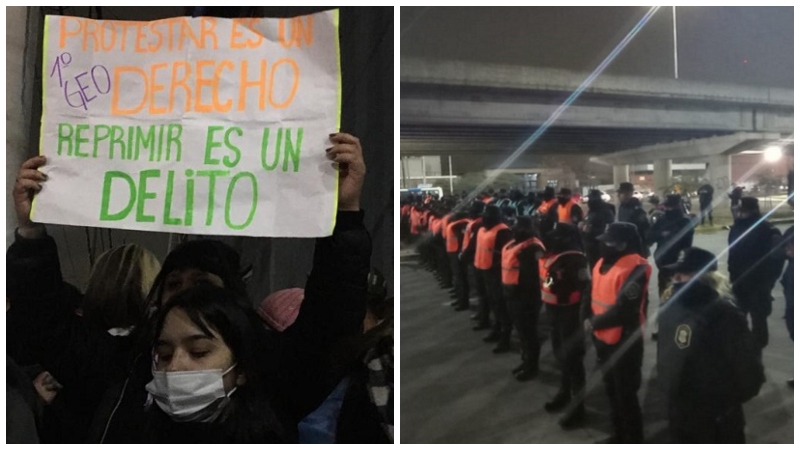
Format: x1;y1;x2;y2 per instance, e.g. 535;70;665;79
401;6;793;88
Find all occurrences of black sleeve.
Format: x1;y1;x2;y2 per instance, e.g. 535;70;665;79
635;209;650;245
277;210;371;422
492;229;513;270
550;254;590;305
591;264;648;331
571;204;583;225
7;230;63;301
517;246;542;291
6;233;129;387
719;306;765;403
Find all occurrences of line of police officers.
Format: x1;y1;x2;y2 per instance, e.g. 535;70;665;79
401;182;791;444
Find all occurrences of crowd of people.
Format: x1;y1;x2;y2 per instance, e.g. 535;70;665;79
401;182;793;444
7;134;394;444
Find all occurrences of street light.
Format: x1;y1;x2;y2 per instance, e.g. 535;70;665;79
673;6;678;79
764;146;783;163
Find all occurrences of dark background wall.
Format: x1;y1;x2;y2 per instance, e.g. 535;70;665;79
12;6;394;304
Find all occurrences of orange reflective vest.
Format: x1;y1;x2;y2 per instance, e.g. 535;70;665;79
441;214;452;236
557;200;581;224
430;217;442;235
461;217;483;252
421;211;430;229
540;251;584;305
475;223;510;270
410;208;421;235
537;198;556;215
590;254;651;345
446;218;470;253
501;237;545;285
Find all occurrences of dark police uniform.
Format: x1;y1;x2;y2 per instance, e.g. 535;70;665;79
658;248;765;443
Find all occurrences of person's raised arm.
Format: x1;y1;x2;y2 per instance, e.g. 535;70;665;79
277;133;371;421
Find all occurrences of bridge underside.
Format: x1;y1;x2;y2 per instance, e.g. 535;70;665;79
400;124;729;157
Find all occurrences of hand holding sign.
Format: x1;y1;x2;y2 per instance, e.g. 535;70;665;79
327;133;365;212
13;156;48;238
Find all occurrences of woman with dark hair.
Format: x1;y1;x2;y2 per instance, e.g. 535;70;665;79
143;286;283;443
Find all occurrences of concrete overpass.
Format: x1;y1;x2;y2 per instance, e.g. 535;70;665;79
400;57;793;162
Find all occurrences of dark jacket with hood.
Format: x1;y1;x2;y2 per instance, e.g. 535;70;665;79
6;210;371;443
657;280;765;419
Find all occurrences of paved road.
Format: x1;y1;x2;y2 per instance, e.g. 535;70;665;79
400;225;794;444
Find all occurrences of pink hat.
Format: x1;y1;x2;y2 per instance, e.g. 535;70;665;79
258;288;304;332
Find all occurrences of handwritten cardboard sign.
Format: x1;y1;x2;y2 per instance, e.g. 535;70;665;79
33;10;341;237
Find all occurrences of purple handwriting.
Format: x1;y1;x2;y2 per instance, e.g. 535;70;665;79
50;52;111;110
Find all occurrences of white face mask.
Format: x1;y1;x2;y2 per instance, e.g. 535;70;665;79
145;363;238;423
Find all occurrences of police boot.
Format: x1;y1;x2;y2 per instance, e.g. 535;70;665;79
483;330;501;342
544;389;571;413
473;322;491;331
492;336;511;354
558;402;586;429
515;364;539;381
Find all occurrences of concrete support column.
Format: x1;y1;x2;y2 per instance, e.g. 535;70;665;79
705;154;732;197
653;159;673;195
613;164;630;186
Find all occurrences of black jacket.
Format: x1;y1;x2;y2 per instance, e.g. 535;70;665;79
6;210;371;443
617;198;650;256
647;210;694;269
697;184;714;205
727;215;783;290
657;282;764;414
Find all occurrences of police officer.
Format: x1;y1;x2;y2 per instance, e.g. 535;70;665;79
697;183;715;226
616;182;650;257
580;189;615;270
433;207;454;291
461;201;487;328
648;194;695;332
540;223;590;429
474;206;513;353
555;188;583;226
536;186;558;230
728;197;784;352
585;223;651;444
657;247;765;443
445;211;471;311
500;216;546;380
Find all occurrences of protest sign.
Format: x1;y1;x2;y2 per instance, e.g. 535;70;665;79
33;10;341;237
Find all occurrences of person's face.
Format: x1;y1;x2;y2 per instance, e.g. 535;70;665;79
672;272;693;283
618;191;631;203
161;269;225;305
154;308;243;392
